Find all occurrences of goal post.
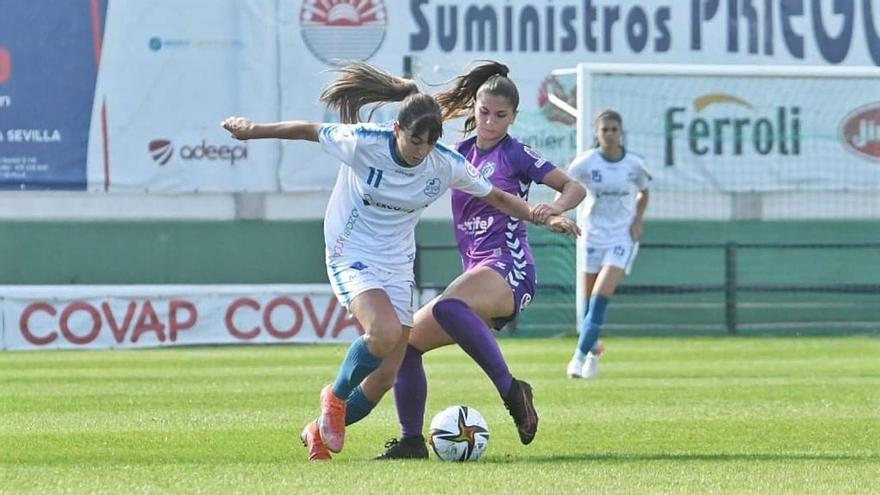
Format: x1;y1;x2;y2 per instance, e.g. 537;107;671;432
546;63;880;335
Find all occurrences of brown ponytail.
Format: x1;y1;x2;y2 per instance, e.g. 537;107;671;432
434;60;519;134
319;61;443;143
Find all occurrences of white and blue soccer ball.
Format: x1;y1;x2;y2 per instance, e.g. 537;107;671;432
428;405;490;462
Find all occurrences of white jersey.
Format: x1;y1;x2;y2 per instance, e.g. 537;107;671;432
568;148;651;246
319;123;493;271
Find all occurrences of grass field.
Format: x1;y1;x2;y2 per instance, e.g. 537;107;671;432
2;337;879;494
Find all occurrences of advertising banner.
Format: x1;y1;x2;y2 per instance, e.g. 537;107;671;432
86;0;281;192
4;1;880;192
0;0;107;190
277;0;880;192
1;285;363;350
591;73;880;191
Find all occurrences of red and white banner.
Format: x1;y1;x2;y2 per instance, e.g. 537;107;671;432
1;285;363;350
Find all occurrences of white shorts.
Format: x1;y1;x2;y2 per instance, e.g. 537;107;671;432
580;242;639;275
326;259;415;327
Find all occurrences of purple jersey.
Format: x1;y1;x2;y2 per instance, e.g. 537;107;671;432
452;135;556;269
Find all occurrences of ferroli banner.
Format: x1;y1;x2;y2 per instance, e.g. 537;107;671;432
0;285;363;350
590;72;880;192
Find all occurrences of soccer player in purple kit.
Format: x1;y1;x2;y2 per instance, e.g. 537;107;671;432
359;61;587;459
223;62;579;462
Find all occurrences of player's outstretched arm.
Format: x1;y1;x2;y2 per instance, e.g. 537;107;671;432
221;116;321;142
531;169;586;224
481;187;579;237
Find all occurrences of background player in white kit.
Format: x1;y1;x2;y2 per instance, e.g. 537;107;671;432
222;62;578;460
565;109;650;379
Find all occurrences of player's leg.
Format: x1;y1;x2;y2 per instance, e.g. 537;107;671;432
372;298;450;459
572;243;637;379
577;266;624;378
316;288;402;453
345;326;410;427
569;245;602;377
432;266;516;394
429;265;539;444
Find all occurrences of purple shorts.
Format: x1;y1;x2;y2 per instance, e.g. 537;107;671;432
470;257;537;330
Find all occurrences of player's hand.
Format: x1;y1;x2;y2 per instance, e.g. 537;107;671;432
530;203;563;225
630;219;643;242
529;203;562;225
221;116;254;140
545;215;581;237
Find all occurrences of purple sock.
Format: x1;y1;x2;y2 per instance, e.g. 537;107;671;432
394;344;427;439
432;298;513;397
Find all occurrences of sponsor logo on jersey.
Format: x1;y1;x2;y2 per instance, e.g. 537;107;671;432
362;193;418;213
457;215;494;236
300;0;388;65
424;177;441;196
840;102;880;161
522;145;547;167
331;208;360;258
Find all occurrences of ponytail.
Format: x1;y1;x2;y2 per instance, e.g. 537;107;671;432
320;61;419;124
434;60;519;134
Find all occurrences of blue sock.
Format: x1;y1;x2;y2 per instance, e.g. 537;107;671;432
331;336;383;399
345;385;376;426
575;295;609;360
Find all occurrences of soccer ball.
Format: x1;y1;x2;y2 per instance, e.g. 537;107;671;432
428;405;490;462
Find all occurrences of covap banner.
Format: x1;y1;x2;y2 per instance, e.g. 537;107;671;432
1;285;364;350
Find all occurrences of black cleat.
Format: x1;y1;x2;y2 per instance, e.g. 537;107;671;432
503;378;539;445
373;435;429;460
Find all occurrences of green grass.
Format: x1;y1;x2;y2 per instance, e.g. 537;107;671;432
2;337;879;494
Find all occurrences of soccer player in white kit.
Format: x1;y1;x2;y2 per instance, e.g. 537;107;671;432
565;109;651;379
222;62;579;460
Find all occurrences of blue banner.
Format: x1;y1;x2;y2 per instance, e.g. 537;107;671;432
0;0;107;190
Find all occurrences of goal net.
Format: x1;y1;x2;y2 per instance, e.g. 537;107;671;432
523;63;880;336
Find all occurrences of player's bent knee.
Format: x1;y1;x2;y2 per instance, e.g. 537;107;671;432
362;327;402;358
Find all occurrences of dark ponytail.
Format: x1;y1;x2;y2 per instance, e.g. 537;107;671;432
319;61;443;143
434;60;519;134
320;61;419;124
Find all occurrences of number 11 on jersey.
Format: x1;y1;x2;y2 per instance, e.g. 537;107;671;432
367;167;383;188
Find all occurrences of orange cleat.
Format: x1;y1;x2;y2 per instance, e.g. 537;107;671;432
301;419;332;461
318;384;347;453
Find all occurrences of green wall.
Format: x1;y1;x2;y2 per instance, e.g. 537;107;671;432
3;219;877;336
2;220;878;285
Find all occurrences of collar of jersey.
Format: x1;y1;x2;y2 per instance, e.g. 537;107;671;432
598;146;627;163
472;134;510;156
388;135;423;170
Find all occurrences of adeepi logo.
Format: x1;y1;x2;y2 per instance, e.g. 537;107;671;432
840;103;880;161
149;140;174;165
300;0;387;65
0;46;10;84
148;139;247;166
